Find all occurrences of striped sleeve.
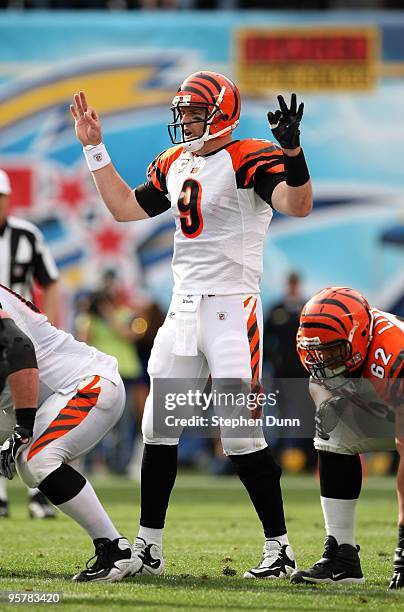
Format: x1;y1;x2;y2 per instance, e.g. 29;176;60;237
146;145;183;195
147;154;168;194
228;139;285;190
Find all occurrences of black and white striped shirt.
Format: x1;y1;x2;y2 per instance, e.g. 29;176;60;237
0;216;59;300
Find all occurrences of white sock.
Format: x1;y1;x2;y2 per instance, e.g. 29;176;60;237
321;496;358;547
0;476;8;501
137;526;163;548
266;533;289;546
58;481;120;541
27;487;40;499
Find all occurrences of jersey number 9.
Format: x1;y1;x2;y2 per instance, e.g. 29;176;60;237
177;179;203;239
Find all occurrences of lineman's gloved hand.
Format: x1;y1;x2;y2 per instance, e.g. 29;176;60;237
0;427;31;480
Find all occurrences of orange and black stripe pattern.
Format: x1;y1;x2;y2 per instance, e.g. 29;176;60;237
147;146;183;194
244;296;260;385
300;287;371;339
179;72;240;123
228;140;284;189
27;376;101;461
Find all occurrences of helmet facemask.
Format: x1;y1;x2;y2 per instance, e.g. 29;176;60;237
168;87;230;152
302;338;352;381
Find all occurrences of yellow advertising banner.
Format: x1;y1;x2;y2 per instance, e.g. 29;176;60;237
236;27;380;93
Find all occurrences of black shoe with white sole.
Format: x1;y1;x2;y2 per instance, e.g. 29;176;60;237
73;537;142;582
244;539;296;579
290;535;365;585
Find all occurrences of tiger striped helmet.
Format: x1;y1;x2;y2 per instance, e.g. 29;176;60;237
296;287;373;381
168;71;241;152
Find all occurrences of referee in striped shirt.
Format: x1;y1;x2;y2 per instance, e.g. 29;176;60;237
0;168;59;519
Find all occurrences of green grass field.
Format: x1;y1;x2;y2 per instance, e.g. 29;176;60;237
0;473;402;611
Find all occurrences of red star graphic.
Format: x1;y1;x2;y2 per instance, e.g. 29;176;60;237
94;224;125;254
57;176;87;209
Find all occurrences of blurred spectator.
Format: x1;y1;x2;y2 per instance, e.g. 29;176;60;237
75;270;142;474
264;272;305;379
263;272;316;471
0;167;59;519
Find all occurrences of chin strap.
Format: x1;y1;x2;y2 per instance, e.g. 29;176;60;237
182;120;239;152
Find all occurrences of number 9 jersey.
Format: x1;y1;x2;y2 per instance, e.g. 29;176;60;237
135;139;286;295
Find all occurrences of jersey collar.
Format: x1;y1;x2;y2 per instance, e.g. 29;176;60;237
195;140;240;158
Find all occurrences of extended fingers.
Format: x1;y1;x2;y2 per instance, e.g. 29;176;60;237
290;93;297;115
297;101;304;121
73;93;84;116
72;91;88;117
79;91;88;112
277;94;289;115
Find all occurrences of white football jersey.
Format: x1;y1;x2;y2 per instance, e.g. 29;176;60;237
0;285;120;398
147;139;284;295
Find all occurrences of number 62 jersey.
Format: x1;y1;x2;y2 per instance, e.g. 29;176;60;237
135;139;286;296
360;309;403;408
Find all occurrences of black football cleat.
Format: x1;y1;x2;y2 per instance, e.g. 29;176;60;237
291;535;365;585
73;537;142;582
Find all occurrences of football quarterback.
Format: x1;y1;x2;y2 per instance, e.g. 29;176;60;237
71;70;313;579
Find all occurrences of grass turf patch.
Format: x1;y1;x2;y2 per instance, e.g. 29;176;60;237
0;473;401;611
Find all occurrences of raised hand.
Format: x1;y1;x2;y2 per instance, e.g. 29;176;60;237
70;91;102;147
267;93;304;150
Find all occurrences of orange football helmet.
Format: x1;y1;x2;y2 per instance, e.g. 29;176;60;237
296;287;373;381
168;70;241;152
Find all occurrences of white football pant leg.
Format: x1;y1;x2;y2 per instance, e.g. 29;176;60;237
17;376;125;488
200;295;267;456
142;296;209;446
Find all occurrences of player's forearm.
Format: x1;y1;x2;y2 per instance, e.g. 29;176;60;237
283;147;312;216
284;181;313;217
90;164;148;222
42;281;59;326
8;369;39;410
271;147;313;217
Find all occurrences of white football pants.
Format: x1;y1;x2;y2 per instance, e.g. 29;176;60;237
142;294;267;455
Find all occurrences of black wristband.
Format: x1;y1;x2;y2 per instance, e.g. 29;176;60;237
284;149;310;187
398;525;404;549
15;408;36;436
